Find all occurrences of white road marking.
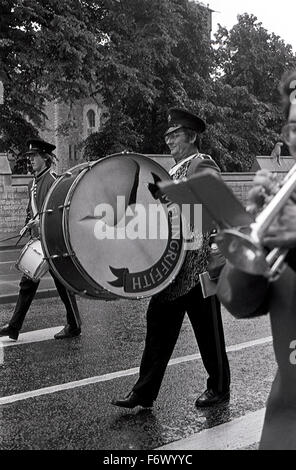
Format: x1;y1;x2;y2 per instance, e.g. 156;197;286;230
155;408;265;450
0;335;272;406
168;336;272;366
0;368;140;405
0;327;63;347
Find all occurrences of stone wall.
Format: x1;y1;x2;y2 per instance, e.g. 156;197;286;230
40;96;106;174
222;173;256;206
0;153;278;234
0;185;29;234
0;154;30;234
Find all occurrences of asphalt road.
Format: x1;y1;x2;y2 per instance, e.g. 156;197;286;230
0;292;275;453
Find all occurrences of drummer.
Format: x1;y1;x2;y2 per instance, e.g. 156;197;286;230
0;138;82;341
112;108;231;409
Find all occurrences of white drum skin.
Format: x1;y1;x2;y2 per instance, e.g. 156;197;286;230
15;239;49;282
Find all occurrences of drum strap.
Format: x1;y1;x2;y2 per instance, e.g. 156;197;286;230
169;153;200;178
30;179;38;218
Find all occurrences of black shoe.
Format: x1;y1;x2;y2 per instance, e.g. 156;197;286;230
195;389;230;408
0;323;19;341
54;325;81;340
111;391;153;409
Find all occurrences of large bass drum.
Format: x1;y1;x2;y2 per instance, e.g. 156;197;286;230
40;153;185;299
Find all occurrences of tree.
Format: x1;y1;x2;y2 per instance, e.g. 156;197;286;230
84;9;296;170
200;82;281;171
0;0;104;154
2;4;296;173
215;13;296;103
1;0;214;163
82;0;214;159
206;13;296;171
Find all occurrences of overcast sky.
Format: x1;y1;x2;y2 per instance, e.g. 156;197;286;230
208;0;296;53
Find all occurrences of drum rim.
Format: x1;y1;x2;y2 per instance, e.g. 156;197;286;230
40;166;116;298
61;160;134;298
105;151;172;178
62;152;186;299
15;238;49;282
40;173;77;292
61;165;114;294
40;169;91;294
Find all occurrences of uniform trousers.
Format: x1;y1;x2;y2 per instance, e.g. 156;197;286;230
132;283;230;401
9;271;81;332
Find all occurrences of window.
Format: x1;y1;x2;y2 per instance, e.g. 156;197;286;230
83;105;101;139
87;109;96;133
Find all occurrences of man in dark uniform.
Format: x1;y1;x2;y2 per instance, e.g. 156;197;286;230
0;138;81;341
112;108;230;409
217;70;296;449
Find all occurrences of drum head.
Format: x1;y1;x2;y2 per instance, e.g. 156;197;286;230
16;239;48;282
65;153;185;298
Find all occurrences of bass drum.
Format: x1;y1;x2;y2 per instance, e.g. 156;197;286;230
40;153;185;299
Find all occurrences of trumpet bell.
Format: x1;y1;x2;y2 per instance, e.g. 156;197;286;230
216;229;272;277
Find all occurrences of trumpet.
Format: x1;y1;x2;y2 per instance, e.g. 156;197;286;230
216;163;296;281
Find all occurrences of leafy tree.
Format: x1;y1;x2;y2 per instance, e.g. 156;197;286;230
215;13;296;103
0;0;104;155
2;3;296;173
83;9;296;170
84;0;214;159
196;81;282;171
206;13;296;171
1;0;213;164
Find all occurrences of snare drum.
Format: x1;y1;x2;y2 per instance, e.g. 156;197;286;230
15;239;49;282
40;153;185;299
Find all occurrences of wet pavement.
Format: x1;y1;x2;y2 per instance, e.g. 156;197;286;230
0;292;274;451
0;237;275;453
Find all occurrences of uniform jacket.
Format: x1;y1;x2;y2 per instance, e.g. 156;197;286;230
156;152;222;301
25;168;56;237
217;254;296;450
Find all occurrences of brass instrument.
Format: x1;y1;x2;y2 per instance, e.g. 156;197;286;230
216;163;296;281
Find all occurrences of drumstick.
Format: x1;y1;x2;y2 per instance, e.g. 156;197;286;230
0;234;21;243
15;231;27;247
0;215;38;244
16;213;40;246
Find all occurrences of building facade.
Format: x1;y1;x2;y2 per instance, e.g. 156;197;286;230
38;96;107;174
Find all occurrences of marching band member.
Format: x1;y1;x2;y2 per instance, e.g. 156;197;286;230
217;70;296;449
112;108;230;410
0;138;81;341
